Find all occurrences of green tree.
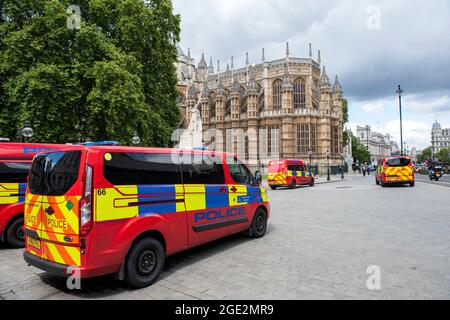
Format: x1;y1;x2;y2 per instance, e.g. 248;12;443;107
0;0;180;145
342;99;349;144
416;146;432;163
351;135;370;164
436;148;450;163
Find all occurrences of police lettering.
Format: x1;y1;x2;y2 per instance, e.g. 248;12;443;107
194;207;245;222
23;147;51;155
26;215;37;225
47;218;68;229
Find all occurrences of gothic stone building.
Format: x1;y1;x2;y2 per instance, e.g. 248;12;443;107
176;43;345;171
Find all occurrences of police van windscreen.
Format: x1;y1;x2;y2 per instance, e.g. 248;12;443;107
386;158;411;167
28;151;81;196
0;162;31;183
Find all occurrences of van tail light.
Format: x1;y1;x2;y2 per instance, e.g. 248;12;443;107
80;165;93;237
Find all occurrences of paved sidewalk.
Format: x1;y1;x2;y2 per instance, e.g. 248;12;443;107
2;175;449;300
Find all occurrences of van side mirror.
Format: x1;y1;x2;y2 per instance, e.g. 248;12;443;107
254;171;262;185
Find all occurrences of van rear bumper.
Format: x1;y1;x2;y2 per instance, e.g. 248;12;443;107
384;180;414;185
23;251;69;277
23;251;121;278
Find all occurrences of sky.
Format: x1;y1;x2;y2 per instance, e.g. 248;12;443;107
172;0;450;150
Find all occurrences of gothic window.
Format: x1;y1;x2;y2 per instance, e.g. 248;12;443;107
296;124;318;154
272;79;282;110
331;125;339;154
258;94;265;112
226;129;232;153
312;78;320;108
267;125;280;156
239;86;246;98
293;77;306;109
225;99;231;117
241;96;247;115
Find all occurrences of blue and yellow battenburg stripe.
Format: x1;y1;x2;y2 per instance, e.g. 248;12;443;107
0;183;26;205
287;170;310;177
95;184;268;222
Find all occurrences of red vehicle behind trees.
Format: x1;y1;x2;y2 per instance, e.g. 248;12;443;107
0;143;70;247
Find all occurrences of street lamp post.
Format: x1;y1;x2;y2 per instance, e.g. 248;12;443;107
366;125;369;151
326;150;330;182
308;149;313;176
341;153;345;180
131;131;141;146
22;121;33;143
396;85;404;156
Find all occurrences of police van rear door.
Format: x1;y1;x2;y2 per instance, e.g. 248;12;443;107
28;150;83;267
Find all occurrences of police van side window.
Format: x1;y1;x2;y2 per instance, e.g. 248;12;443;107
180;154;225;184
287;164;302;171
0;162;31;183
104;153;182;185
227;157;253;185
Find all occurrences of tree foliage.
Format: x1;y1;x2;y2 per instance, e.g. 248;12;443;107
342;99;349;146
0;0;180;145
416;146;432;164
351;134;370;164
436;148;450;164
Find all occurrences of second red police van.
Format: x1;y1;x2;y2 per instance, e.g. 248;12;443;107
0;143;70;247
267;159;314;190
23;145;269;288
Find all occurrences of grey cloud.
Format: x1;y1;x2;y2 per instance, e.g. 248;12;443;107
173;0;450;110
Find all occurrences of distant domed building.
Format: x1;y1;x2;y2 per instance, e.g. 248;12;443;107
431;120;450;155
175;43;346;172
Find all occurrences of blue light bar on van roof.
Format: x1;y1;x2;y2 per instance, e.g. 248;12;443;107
80;141;120;146
193;146;208;150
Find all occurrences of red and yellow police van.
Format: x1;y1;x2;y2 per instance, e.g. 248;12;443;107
23;145;269;288
375;156;415;187
267;159;314;190
0;143;70;247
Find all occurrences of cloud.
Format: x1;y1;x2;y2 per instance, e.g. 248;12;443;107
349;120;431;149
403;94;450;114
173;0;450;148
173;0;450;100
361;102;384;114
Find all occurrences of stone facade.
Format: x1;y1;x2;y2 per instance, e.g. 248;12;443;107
431;120;450;155
175;43;345;171
356;125;393;164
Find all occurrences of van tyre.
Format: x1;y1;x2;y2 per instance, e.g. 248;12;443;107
309;179;315;187
289;180;296;189
124;238;165;288
6;217;25;248
270;186;276;190
250;208;267;239
410;182;415;187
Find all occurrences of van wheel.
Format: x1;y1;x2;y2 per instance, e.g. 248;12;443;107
270;186;276;190
250;208;267;238
376;178;380;185
309;178;315;187
6;217;25;248
124;238;165;288
409;182;415;187
289;180;296;189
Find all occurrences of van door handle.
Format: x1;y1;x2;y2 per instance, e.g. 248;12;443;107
45;207;55;215
219;187;227;193
230;187;237;192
